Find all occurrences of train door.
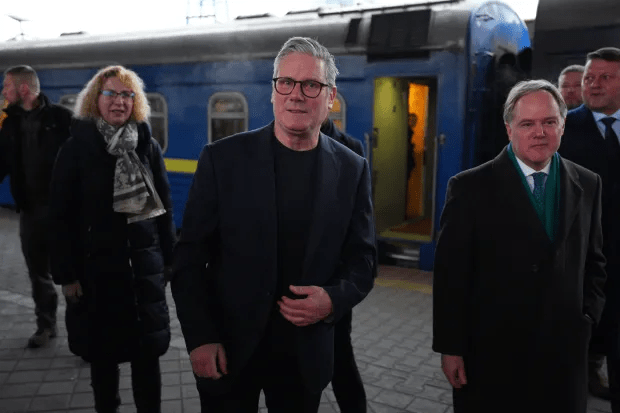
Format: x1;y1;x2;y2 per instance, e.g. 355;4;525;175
372;77;437;243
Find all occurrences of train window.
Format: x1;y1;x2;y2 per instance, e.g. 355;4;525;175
59;95;77;113
147;93;168;153
329;93;347;132
208;92;248;143
59;93;169;154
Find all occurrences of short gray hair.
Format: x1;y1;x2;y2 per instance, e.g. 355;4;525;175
273;37;339;87
503;79;567;124
4;65;40;95
559;64;585;79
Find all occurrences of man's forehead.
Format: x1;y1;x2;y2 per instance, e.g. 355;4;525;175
586;59;620;72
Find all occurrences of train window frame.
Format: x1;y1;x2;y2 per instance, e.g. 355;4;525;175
329;92;347;132
59;92;169;154
147;93;169;154
208;92;249;144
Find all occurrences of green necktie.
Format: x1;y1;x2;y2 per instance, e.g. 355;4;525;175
532;172;546;209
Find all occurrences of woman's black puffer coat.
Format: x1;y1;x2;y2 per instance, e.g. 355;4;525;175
49;119;176;362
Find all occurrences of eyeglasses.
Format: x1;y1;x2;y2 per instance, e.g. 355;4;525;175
100;90;135;100
272;77;329;98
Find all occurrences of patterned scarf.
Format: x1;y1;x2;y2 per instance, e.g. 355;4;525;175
96;119;166;223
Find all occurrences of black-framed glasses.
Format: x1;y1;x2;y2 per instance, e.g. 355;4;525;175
100;90;135;100
272;77;329;98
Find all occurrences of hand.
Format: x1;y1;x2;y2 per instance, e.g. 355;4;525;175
278;285;333;327
190;343;228;379
62;281;83;303
442;354;467;388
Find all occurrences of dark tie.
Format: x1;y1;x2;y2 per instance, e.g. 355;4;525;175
532;172;546;208
602;117;620;153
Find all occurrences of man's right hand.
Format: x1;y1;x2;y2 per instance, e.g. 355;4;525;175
62;281;82;303
442;354;467;388
190;343;228;379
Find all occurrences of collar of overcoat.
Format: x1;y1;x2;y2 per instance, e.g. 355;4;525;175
250;122;344;280
491;147;583;250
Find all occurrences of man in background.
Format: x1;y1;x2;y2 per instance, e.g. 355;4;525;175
558;64;585;110
0;65;72;348
559;47;620;409
320;116;369;413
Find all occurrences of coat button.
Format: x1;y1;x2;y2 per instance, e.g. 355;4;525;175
531;265;539;272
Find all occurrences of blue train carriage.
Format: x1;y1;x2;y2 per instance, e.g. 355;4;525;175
0;0;530;270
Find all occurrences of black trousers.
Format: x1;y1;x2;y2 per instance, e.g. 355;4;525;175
331;310;367;413
197;318;321;413
90;356;161;413
19;209;57;331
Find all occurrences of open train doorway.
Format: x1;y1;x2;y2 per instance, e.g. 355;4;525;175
372;77;437;258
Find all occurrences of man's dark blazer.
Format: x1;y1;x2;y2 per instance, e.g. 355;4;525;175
560;105;620;334
432;148;606;413
171;122;376;394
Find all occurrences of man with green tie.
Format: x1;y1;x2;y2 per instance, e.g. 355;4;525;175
433;79;606;413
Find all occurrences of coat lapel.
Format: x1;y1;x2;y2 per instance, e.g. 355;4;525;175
249;125;278;269
302;134;341;277
554;158;583;246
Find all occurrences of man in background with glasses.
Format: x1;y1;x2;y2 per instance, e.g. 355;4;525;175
0;65;72;348
172;37;376;412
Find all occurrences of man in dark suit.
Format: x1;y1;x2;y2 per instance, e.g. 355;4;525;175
171;37;376;413
320;117;368;413
433;79;606;413
559;46;620;409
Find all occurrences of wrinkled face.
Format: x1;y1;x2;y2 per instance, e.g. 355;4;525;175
506;90;565;171
582;59;620;115
272;52;336;139
1;74;20;105
97;77;134;126
558;71;583;110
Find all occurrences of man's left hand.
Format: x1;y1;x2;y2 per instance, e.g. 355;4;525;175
278;285;333;326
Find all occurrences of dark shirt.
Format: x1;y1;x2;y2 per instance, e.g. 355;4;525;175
272;135;318;298
20;98;49;208
266;134;318;353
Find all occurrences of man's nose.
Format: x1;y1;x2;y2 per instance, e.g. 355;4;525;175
534;123;545;136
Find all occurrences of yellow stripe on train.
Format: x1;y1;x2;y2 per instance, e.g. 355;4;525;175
164;158;198;174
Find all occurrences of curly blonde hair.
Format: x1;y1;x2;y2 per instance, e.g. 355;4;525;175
74;65;150;122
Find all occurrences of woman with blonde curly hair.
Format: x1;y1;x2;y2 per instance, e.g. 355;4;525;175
49;65;176;413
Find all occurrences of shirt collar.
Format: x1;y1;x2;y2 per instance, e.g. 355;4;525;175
515;155;551;177
592;109;620;123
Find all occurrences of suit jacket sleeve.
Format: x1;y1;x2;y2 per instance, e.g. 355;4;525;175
323;158;376;322
432;174;475;356
171;145;220;352
145;130;176;267
584;174;606;323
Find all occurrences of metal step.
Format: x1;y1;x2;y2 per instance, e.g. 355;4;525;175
378;240;421;268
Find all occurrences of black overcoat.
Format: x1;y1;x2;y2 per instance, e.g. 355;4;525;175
49;120;176;363
432;148;606;413
171;122;376;394
560;106;620;357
